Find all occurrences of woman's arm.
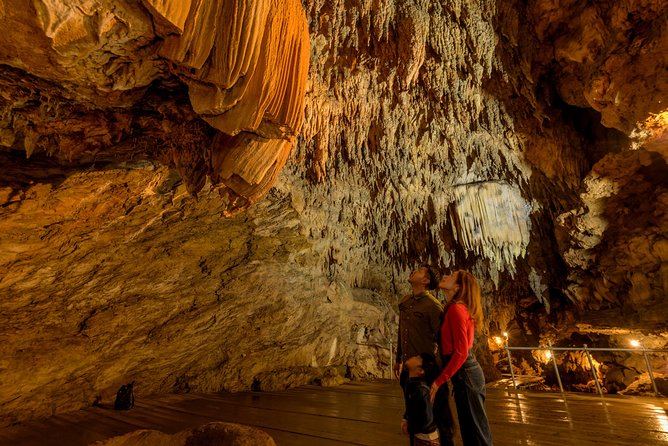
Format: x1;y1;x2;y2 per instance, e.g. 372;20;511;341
433;303;470;388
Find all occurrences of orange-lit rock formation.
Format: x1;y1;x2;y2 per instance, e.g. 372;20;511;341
157;0;309;210
0;0;666;428
0;0;309;212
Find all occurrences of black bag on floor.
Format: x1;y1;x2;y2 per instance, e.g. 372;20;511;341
114;381;135;410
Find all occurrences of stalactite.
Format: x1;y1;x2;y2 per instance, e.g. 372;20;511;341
283;0;550;291
449;181;532;278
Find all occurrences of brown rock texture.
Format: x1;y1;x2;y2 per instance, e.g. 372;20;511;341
91;422;276;446
0;0;666;427
0;162;393;424
528;0;668;132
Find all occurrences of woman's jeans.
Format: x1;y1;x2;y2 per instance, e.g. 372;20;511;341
450;354;493;446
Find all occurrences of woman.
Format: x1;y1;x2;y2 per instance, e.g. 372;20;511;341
429;270;493;446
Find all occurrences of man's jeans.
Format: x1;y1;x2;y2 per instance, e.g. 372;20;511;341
400;369;455;446
450;355;493;446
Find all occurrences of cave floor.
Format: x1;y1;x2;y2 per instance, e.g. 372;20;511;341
0;380;666;445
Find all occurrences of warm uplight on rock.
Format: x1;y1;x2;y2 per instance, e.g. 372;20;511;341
0;0;666;428
631;110;668;156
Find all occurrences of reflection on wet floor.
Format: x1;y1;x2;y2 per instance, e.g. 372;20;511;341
0;380;666;445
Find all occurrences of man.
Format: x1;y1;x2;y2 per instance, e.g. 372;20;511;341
395;265;454;446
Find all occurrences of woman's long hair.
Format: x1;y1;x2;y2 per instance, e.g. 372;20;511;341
452;270;484;332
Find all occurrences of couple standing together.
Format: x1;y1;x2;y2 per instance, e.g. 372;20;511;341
395;266;493;446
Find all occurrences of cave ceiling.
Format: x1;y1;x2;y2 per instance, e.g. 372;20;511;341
0;0;666;426
0;0;310;211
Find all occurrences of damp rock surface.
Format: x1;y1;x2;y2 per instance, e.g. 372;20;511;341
0;0;666;426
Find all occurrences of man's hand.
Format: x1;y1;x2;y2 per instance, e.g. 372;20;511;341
401;419;409;436
393;362;402;379
429;382;439;404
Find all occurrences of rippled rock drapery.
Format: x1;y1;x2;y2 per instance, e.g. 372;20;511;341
0;0;309;213
1;0;667;427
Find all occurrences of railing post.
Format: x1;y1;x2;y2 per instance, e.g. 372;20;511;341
389;340;393;381
583;344;603;397
641;347;659;397
505;340;517;390
548;341;564;393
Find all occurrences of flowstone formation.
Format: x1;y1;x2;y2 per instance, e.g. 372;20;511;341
1;0;667;426
0;0;309;212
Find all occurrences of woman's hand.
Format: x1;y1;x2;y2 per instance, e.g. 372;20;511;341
401;419;409;436
429;382;439;404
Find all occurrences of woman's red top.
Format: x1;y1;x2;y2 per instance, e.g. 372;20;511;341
434;302;474;387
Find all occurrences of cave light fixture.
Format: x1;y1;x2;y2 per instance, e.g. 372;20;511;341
629;110;667;150
493;336;504;347
628;338;660;396
534;348;552;364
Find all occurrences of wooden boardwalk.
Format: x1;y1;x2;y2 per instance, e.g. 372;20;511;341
0;380;666;445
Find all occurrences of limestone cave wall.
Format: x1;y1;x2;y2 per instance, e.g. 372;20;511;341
0;0;666;425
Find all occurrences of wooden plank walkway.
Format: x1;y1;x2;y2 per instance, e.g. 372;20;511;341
0;380;666;445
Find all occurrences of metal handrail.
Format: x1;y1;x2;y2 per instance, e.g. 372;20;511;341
503;343;666;397
503;346;668;353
